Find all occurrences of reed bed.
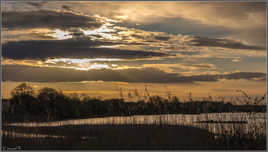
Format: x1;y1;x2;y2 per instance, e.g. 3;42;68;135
6;112;266;135
2;84;266;150
3;112;266;150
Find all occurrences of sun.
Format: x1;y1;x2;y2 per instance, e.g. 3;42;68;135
48;29;73;40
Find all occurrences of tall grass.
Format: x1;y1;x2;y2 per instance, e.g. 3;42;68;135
3;83;266;123
3;112;266;150
2;83;266;150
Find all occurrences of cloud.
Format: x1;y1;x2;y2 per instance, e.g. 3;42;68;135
62;5;72;11
3;64;266;83
219;72;266;80
154;36;171;41
189;36;265;50
188;72;266;82
142;63;217;74
3;2;266;46
113;2;265;46
26;2;47;8
3;39;168;60
2;10;101;30
2;29;57;44
2;65;185;83
111;2;266;29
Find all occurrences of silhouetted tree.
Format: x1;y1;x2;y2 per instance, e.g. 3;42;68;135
10;83;37;116
38;88;67;120
4;83;266;122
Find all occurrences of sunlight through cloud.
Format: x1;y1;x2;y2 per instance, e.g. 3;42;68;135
44;58;122;70
47;29;73;40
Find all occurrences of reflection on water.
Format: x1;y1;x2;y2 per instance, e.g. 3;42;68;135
2;130;65;139
6;113;266;136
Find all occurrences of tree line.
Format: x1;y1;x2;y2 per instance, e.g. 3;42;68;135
2;83;266;122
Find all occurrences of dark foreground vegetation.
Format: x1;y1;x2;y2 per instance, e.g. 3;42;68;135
2;83;266;122
2;83;266;150
2;124;266;150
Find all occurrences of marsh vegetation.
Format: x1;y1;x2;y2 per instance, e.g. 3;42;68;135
2;83;267;150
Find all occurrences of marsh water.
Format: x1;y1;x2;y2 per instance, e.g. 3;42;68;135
5;112;266;138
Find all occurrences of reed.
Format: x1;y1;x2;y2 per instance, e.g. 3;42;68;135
2;83;266;150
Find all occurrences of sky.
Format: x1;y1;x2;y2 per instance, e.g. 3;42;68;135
2;2;267;102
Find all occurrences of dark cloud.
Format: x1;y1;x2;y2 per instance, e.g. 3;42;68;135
2;10;101;30
122;17;234;39
187;72;266;82
3;65;266;83
2;65;187;83
190;36;265;50
3;39;168;60
62;5;72;11
154;36;171;41
233;27;266;47
219;72;266;80
67;29;85;38
176;51;200;55
26;2;46;8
